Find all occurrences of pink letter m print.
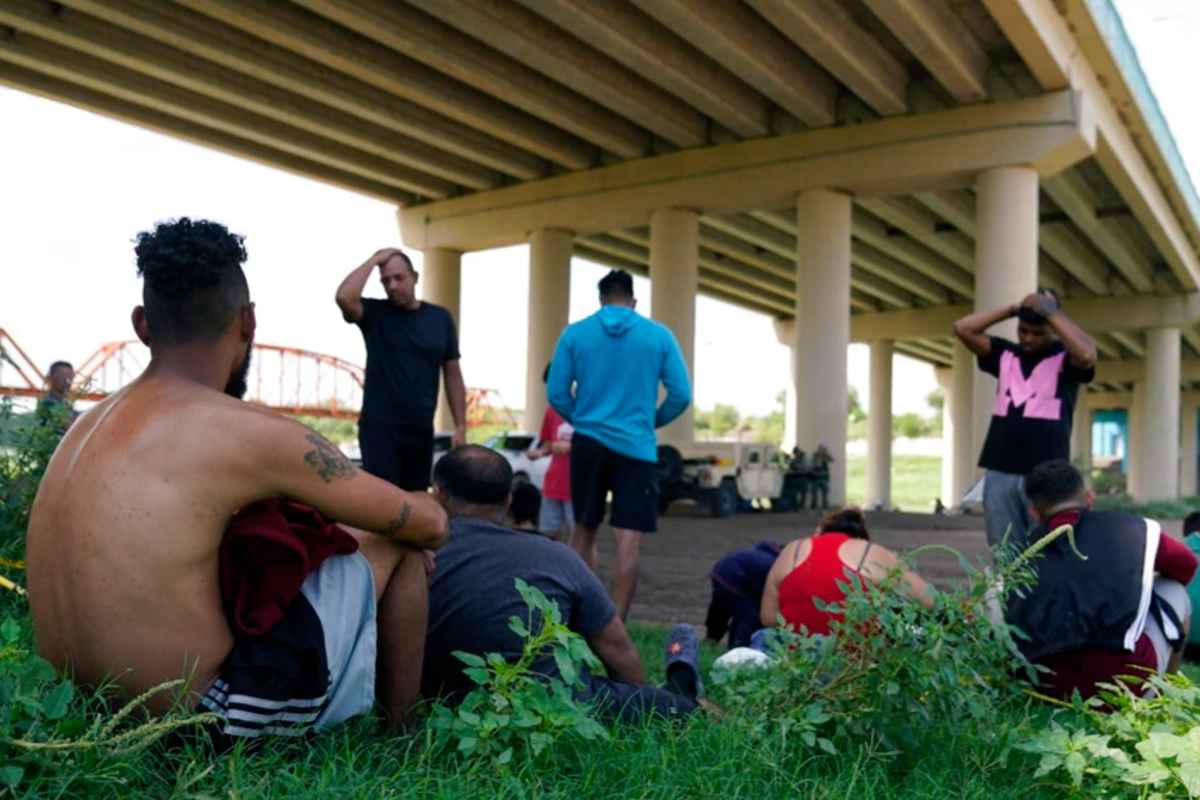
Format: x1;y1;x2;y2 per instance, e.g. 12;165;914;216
994;351;1064;420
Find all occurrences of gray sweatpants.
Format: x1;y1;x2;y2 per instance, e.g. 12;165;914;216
984;470;1031;553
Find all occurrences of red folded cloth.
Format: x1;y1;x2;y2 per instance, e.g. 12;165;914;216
219;498;359;638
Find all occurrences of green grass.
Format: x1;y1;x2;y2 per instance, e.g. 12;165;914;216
845;454;942;513
2;620;1065;800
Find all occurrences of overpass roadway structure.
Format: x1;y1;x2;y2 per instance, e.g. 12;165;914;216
2;0;1199;503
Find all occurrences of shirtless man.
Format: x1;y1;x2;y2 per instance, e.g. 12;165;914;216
25;218;447;739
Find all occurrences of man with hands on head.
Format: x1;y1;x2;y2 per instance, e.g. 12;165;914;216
336;247;467;491
953;289;1097;551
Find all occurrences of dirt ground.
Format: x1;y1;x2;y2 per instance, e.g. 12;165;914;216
593;505;1186;627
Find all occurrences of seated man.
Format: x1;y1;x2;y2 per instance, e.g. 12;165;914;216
1006;460;1197;699
705;541;781;649
25;218;448;742
423;445;700;722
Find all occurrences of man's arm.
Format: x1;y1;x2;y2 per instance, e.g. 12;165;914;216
1156;532;1199;585
335;248;397;323
443;359;468;447
246;416;448;549
952;303;1017;357
655;331;692;429
585;615;647;684
1023;293;1097;370
546;335;576;422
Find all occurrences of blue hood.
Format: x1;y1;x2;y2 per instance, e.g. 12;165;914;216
546;308;692;462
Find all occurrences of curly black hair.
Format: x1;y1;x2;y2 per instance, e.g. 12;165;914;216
817;507;870;540
134;218;249;345
1024;459;1086;513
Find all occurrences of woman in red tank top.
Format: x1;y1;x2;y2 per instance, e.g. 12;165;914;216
760;508;934;635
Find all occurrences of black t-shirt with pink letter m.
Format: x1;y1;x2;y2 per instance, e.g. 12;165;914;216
977;336;1094;475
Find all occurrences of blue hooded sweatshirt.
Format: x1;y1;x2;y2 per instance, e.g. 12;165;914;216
547;305;691;463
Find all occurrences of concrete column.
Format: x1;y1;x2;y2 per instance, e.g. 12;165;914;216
524;228;573;432
783;354;798;450
937;343;976;508
1129;381;1146;499
1136;327;1181;500
794;189;852;506
972;167;1040;464
1181;397;1198;497
650;207;698;446
422;247;462;433
1071;393;1093;475
866;339;893;509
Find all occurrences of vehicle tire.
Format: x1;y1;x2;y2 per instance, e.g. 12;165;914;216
656;445;684;485
658;494;673;515
708;478;738;518
772;492;798;513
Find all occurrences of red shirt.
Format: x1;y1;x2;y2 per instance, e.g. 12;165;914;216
777;533;866;636
538;407;573;501
1034;511;1198;700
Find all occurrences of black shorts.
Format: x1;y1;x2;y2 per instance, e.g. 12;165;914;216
570;433;658;533
358;420;434;491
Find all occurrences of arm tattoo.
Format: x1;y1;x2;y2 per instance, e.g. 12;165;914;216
303;433;357;483
383;501;412;535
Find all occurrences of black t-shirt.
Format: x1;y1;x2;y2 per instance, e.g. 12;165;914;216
977;336;1094;475
423;518;617;700
355;299;459;426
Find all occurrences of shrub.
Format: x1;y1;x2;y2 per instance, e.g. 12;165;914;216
428;579;609;768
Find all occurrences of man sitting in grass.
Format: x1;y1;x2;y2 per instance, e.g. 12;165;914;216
423;445;701;721
1006;460;1197;699
25;218;448;741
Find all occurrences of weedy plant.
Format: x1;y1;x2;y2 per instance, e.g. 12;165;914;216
710;540;1041;760
1021;672;1200;798
428;578;610;768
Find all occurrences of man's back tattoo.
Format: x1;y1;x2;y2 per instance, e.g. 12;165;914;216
303;434;356;482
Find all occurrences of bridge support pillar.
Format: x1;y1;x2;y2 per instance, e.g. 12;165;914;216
866;339;893;510
1133;327;1180;501
650;207;698;447
525;228;573;432
793;189;851;507
972;166;1040;468
423;247;462;434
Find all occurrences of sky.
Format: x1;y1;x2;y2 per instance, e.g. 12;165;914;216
0;1;1195;422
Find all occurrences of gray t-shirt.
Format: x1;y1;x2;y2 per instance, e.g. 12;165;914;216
422;517;617;699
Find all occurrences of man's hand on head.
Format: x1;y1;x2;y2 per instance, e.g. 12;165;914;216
372;247;400;266
1020;291;1060;318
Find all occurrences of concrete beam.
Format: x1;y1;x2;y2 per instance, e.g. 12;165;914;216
703;215;793;261
851;242;953;305
297;0;649;158
0;60;411;204
862;0;990;103
1038;221;1113;294
746;0;908;116
401;91;1096;251
631;0;836;127
174;0;597;170
1043;170;1155;291
856;196;974;271
520;0;770;139
1095;359;1200;386
571;244;789;319
1109;331;1145;358
791;291;1200;342
0;0;501;190
61;0;546;180
852;208;974;298
982;0;1200;288
0;33;457;197
407;0;705;148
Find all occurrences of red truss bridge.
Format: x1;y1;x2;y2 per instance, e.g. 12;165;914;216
2;330;510;425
